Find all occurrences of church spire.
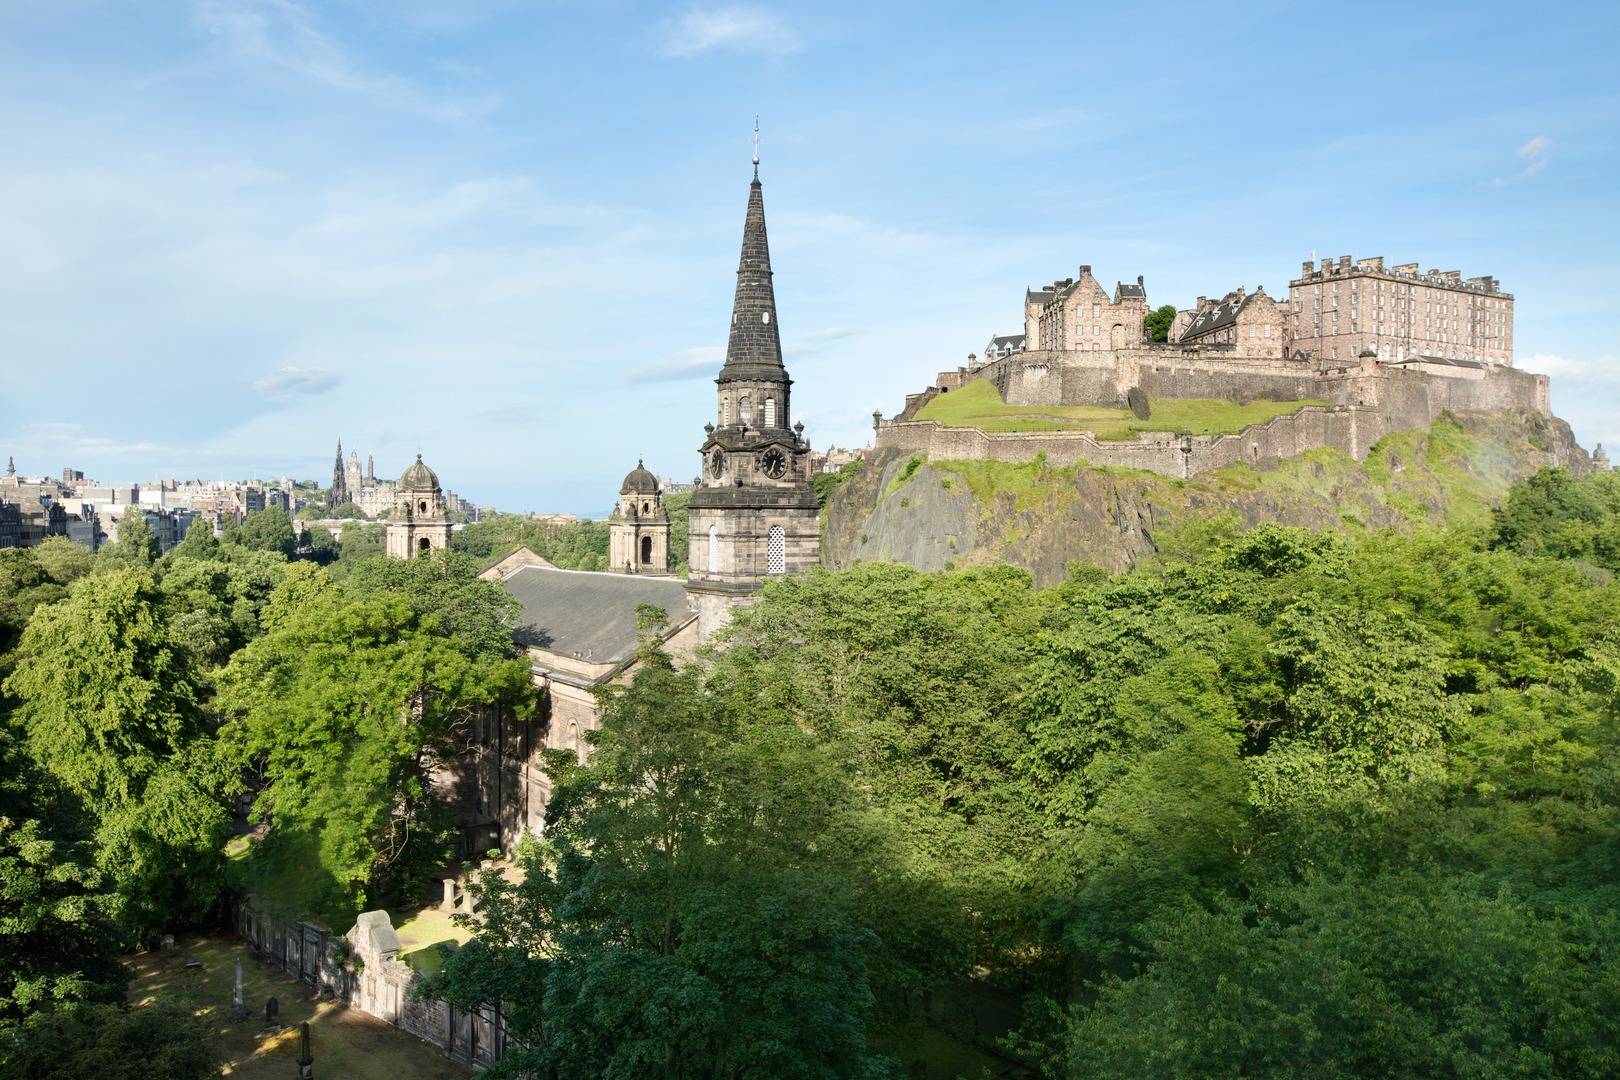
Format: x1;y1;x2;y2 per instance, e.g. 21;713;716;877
719;129;785;384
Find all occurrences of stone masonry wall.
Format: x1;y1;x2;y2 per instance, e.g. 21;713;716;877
882;349;1551;479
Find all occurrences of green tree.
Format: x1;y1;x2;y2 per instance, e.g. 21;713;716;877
427;637;891;1078
166;517;219;563
1143;303;1178;343
337;521;386;563
327;500;368;520
30;537;94;586
0;728;126;1021
218;560;531;924
0;999;217;1080
3;570;228;936
103;511;158;566
232;507;297;558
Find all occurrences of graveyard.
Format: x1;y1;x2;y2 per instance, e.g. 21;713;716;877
125;934;472;1079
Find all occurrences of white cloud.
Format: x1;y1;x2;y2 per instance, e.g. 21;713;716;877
1520;353;1620;384
1493;134;1552;185
1518;135;1552;159
657;6;800;58
195;0;496;120
253;365;342;397
624;346;725;384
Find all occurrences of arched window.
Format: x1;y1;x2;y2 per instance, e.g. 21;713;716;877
418;500;428;513
722;397;730;425
417;537;430;555
740;395;752;425
763;397;776;428
707;524;718;572
767;525;785;575
641;501;650;514
640;534;653;564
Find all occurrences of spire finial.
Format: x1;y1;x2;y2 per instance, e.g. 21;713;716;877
752;115;760;180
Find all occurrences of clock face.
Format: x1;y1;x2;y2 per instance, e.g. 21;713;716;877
708;448;726;478
760;447;787;479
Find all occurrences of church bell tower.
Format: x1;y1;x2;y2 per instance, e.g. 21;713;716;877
685;130;820;640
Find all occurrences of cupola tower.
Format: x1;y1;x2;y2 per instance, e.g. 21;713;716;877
386;454;454;559
609;460;672;575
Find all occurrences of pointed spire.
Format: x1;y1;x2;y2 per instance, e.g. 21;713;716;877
720;137;785;384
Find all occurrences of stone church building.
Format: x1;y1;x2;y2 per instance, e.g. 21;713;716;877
441;153;823;847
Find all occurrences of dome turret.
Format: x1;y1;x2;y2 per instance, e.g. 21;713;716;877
619;459;660;495
398;454;441;493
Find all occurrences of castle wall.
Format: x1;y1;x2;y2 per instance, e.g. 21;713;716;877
877;360;1549;479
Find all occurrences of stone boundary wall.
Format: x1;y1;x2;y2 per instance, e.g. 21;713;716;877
881;350;1552;477
876;405;1378;477
232;898;511;1071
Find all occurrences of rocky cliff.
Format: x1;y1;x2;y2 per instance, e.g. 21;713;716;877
822;411;1588;584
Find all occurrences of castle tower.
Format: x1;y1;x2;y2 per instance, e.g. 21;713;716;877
386;454;454;559
1595;443;1611;470
329;440;348;508
685;136;820;640
346;450;363;496
608;460;671;575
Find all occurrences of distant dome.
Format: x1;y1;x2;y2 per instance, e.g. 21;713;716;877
620;459;660;495
398;454;441;493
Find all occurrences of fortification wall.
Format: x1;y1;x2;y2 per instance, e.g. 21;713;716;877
876;404;1379;478
886;350;1552;478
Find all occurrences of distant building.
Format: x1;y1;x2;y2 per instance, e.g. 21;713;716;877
385;455;454;559
983;333;1026;361
1029;266;1149;353
607;461;671;576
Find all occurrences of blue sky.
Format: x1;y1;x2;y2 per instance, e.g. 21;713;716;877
1;1;1617;514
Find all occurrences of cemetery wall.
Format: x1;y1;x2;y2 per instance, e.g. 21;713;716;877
232;896;510;1071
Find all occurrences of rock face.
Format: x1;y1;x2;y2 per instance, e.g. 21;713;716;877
823;411;1586;585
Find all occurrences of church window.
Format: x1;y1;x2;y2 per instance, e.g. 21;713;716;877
722;397;730;425
641;534;653;564
642;501;650;514
767;525;785;575
707;525;718;572
740;396;752;425
418;500;427;513
417;537;430;555
763;397;776;428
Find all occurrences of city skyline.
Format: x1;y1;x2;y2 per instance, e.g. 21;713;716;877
2;1;1617;513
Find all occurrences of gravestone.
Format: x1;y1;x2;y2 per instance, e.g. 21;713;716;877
264;995;279;1027
230;957;251;1020
297;1021;314;1080
1126;386;1151;420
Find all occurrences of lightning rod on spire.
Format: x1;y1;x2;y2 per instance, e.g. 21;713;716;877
752;115;760;179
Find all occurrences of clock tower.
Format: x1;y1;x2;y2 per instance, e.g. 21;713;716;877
685;141;820;640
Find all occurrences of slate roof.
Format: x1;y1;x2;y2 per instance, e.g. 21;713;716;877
1115;281;1146;300
1180;290;1259;341
498;565;693;665
1026;288;1055;305
719;173;787;384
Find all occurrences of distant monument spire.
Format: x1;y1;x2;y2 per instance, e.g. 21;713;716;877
5;455;13;477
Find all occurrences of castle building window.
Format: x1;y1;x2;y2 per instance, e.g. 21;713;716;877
707;524;718;572
767;525;785;575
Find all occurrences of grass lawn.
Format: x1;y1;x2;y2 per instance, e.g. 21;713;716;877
395;907;473;975
126;932;472;1080
915;377;1323;438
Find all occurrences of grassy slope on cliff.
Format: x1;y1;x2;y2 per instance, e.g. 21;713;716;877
914;376;1323;436
824;411;1582;582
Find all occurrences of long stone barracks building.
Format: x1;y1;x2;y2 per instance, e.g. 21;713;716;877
879;254;1554;480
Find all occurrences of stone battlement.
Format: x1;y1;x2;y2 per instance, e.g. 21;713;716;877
877;348;1551;479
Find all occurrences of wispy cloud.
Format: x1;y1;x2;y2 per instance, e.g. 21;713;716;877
1521;352;1618;384
656;5;801;58
195;0;496;120
253;365;342;397
624;346;724;384
1492;134;1552;186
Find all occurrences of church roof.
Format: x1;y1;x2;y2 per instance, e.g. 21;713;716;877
498;565;693;667
619;459;660;495
397;454;440;493
718;171;787;385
